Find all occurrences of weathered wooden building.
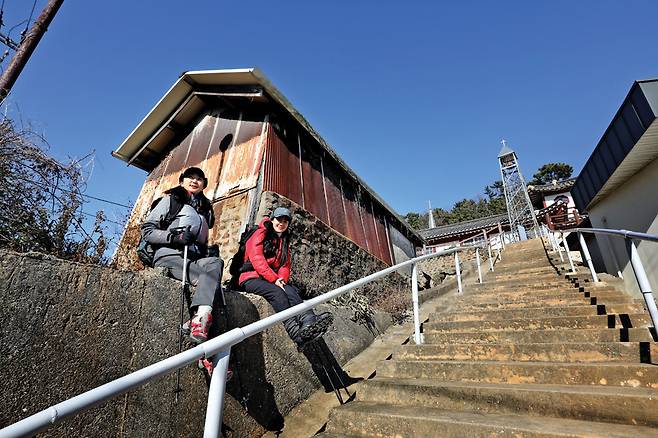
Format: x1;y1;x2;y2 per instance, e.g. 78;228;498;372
112;68;422;283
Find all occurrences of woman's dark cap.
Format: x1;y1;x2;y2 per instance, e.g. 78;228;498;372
179;167;208;187
272;207;292;221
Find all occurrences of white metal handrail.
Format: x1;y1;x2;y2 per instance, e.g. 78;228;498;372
0;243;497;438
545;225;658;335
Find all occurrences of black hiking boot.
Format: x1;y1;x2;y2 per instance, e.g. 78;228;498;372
298;312;334;343
283;316;304;345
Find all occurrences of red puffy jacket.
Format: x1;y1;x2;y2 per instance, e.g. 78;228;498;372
239;218;291;285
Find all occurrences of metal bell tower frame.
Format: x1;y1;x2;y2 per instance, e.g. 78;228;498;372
498;140;539;241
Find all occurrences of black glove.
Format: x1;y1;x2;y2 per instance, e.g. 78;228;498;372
168;227;195;246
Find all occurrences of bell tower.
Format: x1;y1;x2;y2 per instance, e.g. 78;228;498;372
498;140;539;241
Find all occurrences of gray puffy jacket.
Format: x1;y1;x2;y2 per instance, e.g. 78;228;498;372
141;195;210;262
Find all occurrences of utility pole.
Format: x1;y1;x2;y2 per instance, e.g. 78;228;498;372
0;0;65;103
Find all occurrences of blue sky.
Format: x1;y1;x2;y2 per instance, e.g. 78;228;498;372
4;1;658;228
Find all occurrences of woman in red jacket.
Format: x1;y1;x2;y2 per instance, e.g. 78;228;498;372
240;207;333;349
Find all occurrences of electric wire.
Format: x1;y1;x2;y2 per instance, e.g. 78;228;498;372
21;0;37;40
5;180;128;226
79;210;125;227
14;174;133;209
10;175;131;226
0;0;5;29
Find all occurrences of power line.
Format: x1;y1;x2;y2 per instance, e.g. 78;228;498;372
14;174;133;209
79;210;126;227
21;0;38;40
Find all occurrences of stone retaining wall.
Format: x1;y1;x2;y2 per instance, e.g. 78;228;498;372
0;251;392;437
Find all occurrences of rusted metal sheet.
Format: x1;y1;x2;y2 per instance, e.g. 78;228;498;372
361;192;379;256
259;125;396;266
115;112;265;269
374;208;393;265
211;115;265;200
204;115;239;198
157;133;192;192
185;114;218;168
322;159;348;237
262;126;303;206
300;140;329;224
341;181;367;250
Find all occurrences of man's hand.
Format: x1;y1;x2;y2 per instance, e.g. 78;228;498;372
169;227;195;246
275;278;286;289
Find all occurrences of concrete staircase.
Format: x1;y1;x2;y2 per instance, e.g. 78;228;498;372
320;239;658;437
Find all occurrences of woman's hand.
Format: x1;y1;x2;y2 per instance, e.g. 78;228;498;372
275;278;286;289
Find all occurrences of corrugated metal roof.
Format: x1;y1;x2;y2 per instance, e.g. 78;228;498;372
112;68;423;243
419;213;509;241
572;78;658;211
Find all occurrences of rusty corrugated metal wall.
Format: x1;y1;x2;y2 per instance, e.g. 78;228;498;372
114;110;266;269
263;127;393;265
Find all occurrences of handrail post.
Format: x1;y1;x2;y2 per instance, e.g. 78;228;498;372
551;230;559;254
561;231;576;274
555;231;565;262
455;252;463;294
476;247;482;284
547;227;557;252
411;262;422;344
498;222;505;250
626;238;658;332
204;349;231;438
487;240;494;272
578;231;599;283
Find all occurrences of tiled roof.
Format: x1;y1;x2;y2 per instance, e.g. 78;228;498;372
419;213;509;241
527;178;576;194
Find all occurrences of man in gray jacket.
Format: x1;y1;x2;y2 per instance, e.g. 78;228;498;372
141;167;222;344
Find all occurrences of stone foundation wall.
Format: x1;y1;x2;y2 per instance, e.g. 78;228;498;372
0;250;392;437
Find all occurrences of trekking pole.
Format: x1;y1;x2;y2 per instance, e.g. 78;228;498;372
309;342;344;404
316;342;353;400
174;243;190;403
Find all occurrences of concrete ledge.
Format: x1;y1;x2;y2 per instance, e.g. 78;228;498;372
0;250;392;437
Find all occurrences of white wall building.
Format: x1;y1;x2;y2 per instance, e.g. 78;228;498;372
572;78;658;298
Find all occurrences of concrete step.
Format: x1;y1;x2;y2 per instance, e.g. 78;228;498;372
395;342;655;363
325;401;658;437
432;304;647;322
376;359;658;388
490;266;558;276
423;314;651;333
357;378;658;426
495;256;550;266
423;327;656;344
455;292;638;306
472;279;569;289
467;286;581;296
491;265;556;275
489;272;560;282
465;289;631;303
454;297;644;311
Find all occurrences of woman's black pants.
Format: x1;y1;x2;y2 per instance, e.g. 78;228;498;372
242;278;313;343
